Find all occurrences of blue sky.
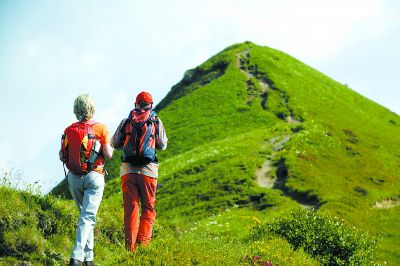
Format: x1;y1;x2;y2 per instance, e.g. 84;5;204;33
0;0;399;193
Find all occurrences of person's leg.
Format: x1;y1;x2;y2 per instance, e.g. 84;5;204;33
121;173;140;251
70;171;104;262
83;227;94;262
68;172;85;261
68;172;84;211
137;174;157;245
82;171;104;262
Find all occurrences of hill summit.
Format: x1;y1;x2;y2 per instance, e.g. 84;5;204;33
154;41;400;213
47;41;400;264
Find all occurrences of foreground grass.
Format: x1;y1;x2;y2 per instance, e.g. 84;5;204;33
0;184;76;265
95;208;318;265
0;182;318;265
96;186;309;265
0;175;388;265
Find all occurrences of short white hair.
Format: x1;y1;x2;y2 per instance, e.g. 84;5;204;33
73;94;95;121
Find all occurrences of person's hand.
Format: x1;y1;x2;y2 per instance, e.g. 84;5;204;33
59;150;65;162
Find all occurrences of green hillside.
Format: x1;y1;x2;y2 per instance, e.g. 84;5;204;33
2;41;399;265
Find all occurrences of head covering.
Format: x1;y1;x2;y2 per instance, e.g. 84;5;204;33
135;91;153;105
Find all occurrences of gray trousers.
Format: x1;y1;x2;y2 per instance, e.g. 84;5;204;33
68;171;105;262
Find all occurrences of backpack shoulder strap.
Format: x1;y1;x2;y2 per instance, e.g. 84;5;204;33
121;111;133;133
148;110;158;124
69;122;80;128
150;110;157;117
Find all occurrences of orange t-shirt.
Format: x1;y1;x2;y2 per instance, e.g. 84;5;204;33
92;123;111;145
91;122;110;174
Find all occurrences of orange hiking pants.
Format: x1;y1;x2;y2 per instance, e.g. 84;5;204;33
121;173;157;251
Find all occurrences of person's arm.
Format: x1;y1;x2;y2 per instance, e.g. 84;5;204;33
102;143;113;160
155;118;168;150
59;150;64;161
111;119;128;150
100;124;114;160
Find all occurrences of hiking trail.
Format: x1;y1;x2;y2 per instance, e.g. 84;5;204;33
236;50;301;124
236;49;319;209
374;199;400;209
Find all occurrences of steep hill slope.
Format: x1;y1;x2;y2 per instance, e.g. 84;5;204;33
152;42;399;213
45;41;400;264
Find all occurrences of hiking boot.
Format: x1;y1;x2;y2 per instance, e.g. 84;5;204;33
83;261;95;266
69;258;83;266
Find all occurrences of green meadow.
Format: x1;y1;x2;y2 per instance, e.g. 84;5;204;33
1;42;399;265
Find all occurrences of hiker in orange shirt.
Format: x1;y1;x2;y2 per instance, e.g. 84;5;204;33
60;94;113;266
111;91;168;251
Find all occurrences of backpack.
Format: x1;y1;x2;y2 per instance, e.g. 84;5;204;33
122;109;158;165
61;120;101;175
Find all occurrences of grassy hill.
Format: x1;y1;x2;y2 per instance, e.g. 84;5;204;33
2;41;399;265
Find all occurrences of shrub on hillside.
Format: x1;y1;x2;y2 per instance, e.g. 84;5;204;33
251;209;377;265
3;227;46;256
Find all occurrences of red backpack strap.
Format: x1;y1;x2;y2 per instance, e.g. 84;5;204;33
60;131;67;161
60;131;68;178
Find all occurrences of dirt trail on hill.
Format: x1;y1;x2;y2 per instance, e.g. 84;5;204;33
236;50;269;106
256;160;275;188
236;50;301;124
374;199;400;209
254;136;290;189
258;130;320;210
235;49;318;209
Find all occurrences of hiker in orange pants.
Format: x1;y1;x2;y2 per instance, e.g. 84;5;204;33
112;91;168;251
121;173;157;249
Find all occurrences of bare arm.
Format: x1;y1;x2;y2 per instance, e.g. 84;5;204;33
102;143;114;160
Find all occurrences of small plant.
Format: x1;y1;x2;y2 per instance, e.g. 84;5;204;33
251;209;377;265
0;168;23;190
